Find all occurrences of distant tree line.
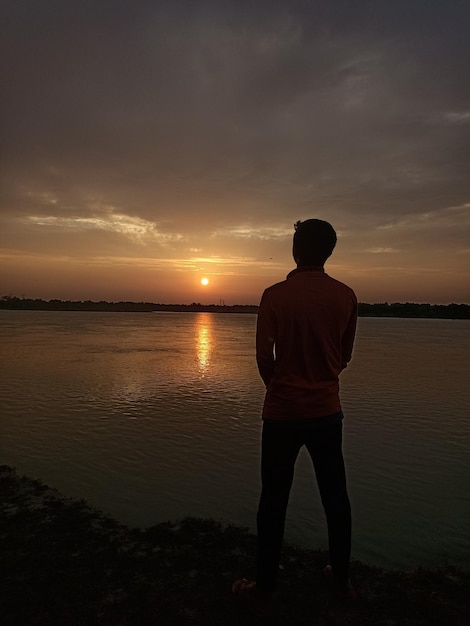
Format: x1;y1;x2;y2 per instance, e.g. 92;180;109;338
357;301;469;319
0;296;258;315
1;296;469;319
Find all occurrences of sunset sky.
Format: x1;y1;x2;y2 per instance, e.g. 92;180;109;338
1;0;469;305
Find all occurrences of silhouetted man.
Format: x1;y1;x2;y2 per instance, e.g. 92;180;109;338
233;219;357;614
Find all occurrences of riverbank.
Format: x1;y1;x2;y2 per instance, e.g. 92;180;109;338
1;466;468;625
1;296;469;318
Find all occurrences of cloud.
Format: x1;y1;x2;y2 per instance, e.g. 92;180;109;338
366;248;399;254
23;213;183;246
439;111;470;125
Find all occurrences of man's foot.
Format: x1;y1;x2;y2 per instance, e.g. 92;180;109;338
323;565;357;603
232;578;276;616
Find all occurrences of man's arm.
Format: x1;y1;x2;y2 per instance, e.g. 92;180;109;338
256;290;276;387
341;294;358;370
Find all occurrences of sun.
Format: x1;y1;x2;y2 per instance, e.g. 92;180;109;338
201;277;209;286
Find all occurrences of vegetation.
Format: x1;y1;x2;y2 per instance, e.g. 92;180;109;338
1;296;469;318
0;466;468;625
0;296;258;314
357;301;469;319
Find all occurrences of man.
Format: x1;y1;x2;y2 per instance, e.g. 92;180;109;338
233;219;357;613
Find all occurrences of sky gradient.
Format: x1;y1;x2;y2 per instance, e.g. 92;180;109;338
1;0;469;304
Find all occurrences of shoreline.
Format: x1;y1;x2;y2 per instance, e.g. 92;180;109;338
1;465;468;625
1;297;469;319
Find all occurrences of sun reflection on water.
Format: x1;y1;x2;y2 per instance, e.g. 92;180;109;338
196;313;213;375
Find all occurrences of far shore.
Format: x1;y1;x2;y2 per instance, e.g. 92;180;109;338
1;465;468;625
1;296;469;319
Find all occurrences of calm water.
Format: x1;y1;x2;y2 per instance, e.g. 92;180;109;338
1;311;469;571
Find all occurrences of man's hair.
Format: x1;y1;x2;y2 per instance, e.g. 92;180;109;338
293;219;337;266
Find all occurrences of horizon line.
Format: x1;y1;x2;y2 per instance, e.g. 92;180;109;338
1;296;469;307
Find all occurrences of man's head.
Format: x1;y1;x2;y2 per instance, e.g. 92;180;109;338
293;219;337;267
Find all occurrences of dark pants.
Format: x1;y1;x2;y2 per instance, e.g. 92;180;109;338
256;413;351;592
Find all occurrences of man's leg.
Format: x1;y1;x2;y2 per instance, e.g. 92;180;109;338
256;420;301;592
305;423;351;583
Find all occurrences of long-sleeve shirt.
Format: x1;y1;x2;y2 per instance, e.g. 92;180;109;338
256;266;357;420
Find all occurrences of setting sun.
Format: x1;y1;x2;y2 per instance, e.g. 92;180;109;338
201;277;209;286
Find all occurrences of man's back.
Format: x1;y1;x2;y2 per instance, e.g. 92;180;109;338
256;266;357;419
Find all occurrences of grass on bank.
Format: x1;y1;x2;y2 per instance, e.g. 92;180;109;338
0;465;468;625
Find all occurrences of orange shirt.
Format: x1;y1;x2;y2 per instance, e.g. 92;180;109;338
256;266;357;420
